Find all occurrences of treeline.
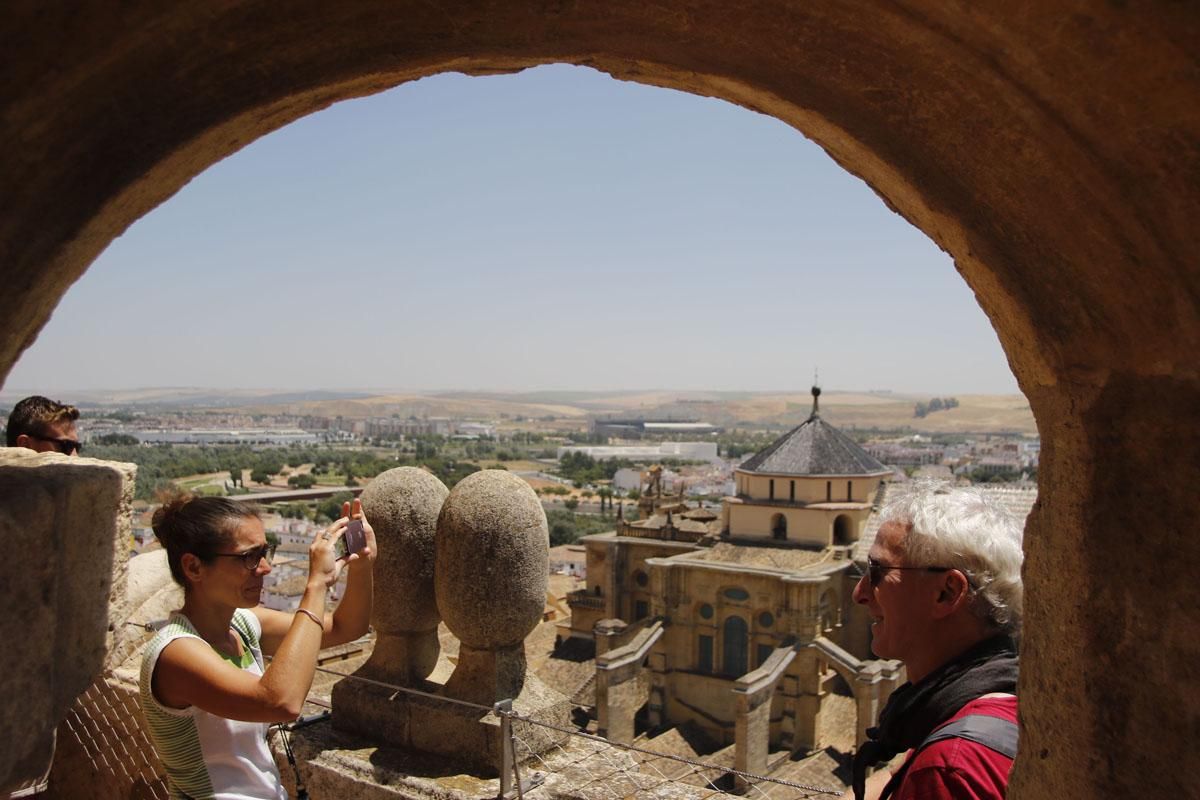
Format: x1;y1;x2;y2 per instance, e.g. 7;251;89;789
556;452;705;488
914;397;960;418
85;442;482;502
546;509;616;546
717;431;777;459
557;452;634;486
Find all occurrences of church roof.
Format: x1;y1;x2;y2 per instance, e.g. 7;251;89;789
738;392;888;477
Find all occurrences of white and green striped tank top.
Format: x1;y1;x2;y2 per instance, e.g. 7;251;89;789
139;609;287;800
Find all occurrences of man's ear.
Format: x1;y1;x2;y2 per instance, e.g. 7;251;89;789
931;569;972;618
14;434;34;449
180;553;204;585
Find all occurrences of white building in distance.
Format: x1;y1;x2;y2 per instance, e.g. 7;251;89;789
557;441;720;463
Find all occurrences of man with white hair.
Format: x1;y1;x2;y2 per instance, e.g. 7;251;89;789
849;480;1024;800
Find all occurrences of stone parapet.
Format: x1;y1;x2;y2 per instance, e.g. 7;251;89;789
0;450;135;794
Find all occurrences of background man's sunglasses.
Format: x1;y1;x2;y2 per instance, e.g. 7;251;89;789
34;434;82;455
866;557;951;587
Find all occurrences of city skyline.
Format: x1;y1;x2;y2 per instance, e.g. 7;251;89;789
5;65;1020;397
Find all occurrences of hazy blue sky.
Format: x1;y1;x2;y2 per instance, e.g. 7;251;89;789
4;65;1019;396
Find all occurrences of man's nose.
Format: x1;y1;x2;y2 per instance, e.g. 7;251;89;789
852;572;871;605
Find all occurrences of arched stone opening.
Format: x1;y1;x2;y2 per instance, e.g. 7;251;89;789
2;6;1198;799
770;512;787;540
832;514;853;546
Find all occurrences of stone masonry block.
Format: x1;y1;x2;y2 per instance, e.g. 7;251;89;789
0;449;134;793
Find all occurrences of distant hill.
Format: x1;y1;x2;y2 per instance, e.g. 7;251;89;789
0;387;374;409
6;387;1035;434
231;389;1037;434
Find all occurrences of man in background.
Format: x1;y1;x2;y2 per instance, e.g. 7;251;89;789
3;395;80;798
849;480;1023;800
5;395;81;455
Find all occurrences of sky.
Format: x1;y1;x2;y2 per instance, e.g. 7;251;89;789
4;65;1019;396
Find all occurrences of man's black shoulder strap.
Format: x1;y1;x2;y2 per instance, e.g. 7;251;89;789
919;714;1018;759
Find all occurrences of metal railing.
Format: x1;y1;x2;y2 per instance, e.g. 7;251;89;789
59;619;845;800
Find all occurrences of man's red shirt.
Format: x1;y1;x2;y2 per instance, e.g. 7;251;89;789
890;695;1017;800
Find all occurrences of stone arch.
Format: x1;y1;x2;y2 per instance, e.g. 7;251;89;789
2;6;1198;798
770;512;787;540
818;588;839;633
832;514;853;546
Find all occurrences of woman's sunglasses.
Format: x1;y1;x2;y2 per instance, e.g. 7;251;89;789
213;544;278;570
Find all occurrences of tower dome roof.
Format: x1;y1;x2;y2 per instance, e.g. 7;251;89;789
738;388;888;477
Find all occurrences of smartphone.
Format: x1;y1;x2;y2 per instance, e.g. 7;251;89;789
342;519;367;557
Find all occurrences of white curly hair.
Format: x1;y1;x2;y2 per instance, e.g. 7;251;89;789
880;479;1025;635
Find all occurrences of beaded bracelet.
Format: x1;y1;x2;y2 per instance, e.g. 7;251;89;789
295;607;324;630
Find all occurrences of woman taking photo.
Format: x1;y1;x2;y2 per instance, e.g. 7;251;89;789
139;493;375;800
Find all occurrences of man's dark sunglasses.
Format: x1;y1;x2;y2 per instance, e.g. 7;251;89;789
213;544;277;570
33;434;82;455
866;557;952;587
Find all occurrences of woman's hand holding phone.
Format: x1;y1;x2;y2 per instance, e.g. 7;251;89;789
337;498;376;564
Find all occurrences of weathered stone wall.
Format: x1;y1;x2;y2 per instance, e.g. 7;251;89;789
1;4;1198;798
0;450;135;793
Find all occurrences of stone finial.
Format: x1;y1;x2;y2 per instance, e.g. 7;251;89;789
357;466;449;683
436;470;548;704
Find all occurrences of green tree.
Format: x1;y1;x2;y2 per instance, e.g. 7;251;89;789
288;473;316;489
597;487;613;515
251;470;271;485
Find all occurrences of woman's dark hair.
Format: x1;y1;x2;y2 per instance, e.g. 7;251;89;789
152;492;261;588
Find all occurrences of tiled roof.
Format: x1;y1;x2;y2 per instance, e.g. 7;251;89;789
738;415;888;477
678;542;832;572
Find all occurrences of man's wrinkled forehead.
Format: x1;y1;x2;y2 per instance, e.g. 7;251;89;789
871;520;911;562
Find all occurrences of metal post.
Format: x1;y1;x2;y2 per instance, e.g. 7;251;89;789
494;699;514;799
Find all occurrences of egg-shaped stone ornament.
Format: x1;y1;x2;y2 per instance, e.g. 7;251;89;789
354;466;449;684
435;469;549;650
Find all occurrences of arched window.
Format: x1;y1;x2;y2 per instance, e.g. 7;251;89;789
723;615;749;677
833;514;853;545
771;513;787;540
819;589;838;632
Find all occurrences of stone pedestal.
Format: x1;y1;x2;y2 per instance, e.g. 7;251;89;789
332;669;570;775
443;643;529;708
333;469;570;776
336;468;449;742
